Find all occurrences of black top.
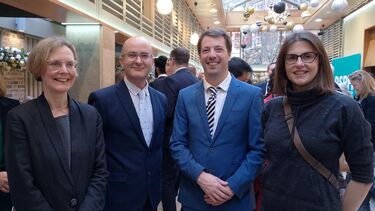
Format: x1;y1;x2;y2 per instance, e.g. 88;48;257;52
261;89;373;211
55;115;71;169
359;94;375;150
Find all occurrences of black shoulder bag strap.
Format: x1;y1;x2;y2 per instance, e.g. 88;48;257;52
283;97;340;190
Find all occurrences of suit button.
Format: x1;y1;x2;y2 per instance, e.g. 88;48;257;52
147;171;152;175
70;198;78;207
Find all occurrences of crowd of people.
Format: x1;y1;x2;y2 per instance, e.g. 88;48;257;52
0;28;374;211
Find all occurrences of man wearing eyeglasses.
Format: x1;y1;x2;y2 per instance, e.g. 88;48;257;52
88;36;167;211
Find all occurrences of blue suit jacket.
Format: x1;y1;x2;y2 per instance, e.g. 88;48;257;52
88;81;166;211
170;77;265;210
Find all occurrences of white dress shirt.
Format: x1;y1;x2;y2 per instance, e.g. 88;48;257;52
124;78;154;146
203;73;231;136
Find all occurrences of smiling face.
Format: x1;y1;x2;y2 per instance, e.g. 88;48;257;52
41;45;77;95
120;37;153;88
199;36;231;83
285;41;319;92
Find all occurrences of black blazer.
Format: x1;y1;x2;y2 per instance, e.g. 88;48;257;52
5;94;107;211
0;96;20;171
88;81;166;210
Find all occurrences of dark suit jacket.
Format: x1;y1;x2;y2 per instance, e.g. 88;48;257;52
255;80;268;96
170;78;265;210
0;96;20;171
5;94;107;211
152;68;199;147
88;81;167;210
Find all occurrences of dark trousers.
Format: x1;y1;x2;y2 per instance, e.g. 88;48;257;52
162;148;180;211
0;191;12;211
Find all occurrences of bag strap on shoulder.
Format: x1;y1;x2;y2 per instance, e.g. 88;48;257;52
283;97;340;190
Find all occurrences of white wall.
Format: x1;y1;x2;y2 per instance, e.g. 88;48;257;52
343;1;375;64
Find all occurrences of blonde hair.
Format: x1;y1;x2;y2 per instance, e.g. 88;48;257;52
26;37;78;81
348;70;375;99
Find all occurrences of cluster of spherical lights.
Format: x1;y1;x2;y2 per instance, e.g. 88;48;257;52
240;0;347;36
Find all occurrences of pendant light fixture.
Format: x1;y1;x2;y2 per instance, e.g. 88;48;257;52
156;0;173;15
190;1;199;46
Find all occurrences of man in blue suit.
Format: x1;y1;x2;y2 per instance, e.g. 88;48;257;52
88;36;166;211
170;28;265;211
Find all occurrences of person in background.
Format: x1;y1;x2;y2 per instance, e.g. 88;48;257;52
261;31;373;211
187;65;197;77
150;55;168;89
88;36;166;211
5;37;107;211
256;62;276;96
0;75;20;211
349;70;375;211
228;57;253;83
152;47;199;211
154;56;168;79
170;28;265;211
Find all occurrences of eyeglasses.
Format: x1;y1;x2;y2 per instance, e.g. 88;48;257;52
122;52;152;61
284;52;318;64
46;60;78;71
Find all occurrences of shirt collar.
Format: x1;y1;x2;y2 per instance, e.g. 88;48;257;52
124;77;149;96
157;74;167;78
203;72;231;93
174;66;187;74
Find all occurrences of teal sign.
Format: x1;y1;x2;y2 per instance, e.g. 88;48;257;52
332;54;361;96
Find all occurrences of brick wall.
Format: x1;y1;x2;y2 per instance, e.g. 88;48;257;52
1;30;25;49
1;67;25;101
1;30;26;101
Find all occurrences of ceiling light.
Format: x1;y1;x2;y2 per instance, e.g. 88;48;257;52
301;11;311;18
190;32;200;45
210;8;218;13
61;22;100;25
315;18;323;22
156;0;173;15
214;21;221;25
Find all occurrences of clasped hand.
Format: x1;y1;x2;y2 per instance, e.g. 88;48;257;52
197;171;234;206
0;171;9;193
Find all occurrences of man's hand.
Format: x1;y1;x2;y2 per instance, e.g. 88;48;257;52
0;171;9;193
197;171;233;206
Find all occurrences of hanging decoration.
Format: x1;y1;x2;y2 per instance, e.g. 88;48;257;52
243;7;255;19
264;2;290;25
310;0;320;8
273;2;286;14
331;0;348;12
298;3;308;11
0;47;28;71
270;25;278;32
293;24;304;33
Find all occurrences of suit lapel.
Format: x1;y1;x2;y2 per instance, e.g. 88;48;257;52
115;81;148;147
212;78;240;142
148;88;159;148
195;82;212;141
35;94;74;187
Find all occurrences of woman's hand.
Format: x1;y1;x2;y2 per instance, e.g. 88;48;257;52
0;171;9;193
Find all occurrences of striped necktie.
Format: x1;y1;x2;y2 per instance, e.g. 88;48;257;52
206;87;217;137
